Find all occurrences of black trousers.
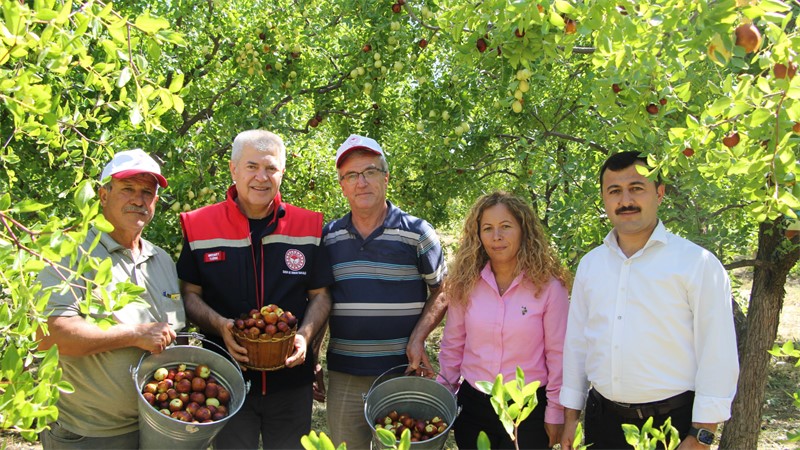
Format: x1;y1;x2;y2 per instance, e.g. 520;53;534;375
454;381;550;450
584;389;693;450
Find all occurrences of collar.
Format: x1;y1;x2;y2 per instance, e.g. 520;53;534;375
603;220;668;256
338;200;400;233
90;227;156;259
480;262;524;294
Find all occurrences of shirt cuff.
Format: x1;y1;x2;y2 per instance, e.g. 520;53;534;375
559;385;589;411
692;394;734;423
544;404;565;424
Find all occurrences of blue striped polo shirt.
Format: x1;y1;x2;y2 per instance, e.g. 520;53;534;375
322;201;446;375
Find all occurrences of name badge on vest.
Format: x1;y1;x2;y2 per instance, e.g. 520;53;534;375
204;251;226;263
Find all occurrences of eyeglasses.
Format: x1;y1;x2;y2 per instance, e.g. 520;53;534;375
339;168;386;185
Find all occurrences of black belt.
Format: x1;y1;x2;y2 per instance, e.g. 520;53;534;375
590;388;694;420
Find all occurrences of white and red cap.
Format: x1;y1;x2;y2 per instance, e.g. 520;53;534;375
100;149;168;187
335;134;384;168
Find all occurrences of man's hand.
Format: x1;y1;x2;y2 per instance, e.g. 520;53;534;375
136;322;177;354
286;333;307;367
677;435;710;450
560;408;581;450
313;363;326;402
219;319;248;368
406;339;434;378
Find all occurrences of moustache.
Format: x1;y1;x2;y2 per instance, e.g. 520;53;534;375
615;206;641;215
123;206;150;215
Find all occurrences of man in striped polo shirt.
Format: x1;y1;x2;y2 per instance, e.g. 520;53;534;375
322;135;447;449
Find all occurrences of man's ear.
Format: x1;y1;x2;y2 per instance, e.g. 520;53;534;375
656;183;666;204
98;185;109;207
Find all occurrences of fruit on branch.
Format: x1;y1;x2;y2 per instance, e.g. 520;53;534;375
682;148;695;157
734;23;761;53
646;103;659;115
774;62;797;80
722;132;740;148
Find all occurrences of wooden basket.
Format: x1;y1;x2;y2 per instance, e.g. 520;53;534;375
233;329;296;371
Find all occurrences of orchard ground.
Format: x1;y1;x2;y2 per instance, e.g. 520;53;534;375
3;269;799;450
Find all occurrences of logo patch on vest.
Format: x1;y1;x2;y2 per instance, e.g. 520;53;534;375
204;251;225;263
285;249;306;271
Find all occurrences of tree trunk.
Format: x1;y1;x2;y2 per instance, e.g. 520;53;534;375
719;218;800;449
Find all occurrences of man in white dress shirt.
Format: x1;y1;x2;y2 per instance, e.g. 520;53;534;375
560;151;739;450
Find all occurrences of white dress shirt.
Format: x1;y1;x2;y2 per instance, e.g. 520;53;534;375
560;221;739;423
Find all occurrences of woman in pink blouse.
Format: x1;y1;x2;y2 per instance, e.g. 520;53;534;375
438;191;571;449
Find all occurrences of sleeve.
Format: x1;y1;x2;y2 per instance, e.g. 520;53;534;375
176;236;202;285
689;252;739;423
542;278;569;424
308;232;335;290
437;302;466;392
559;262;591;410
37;263;85;317
417;221;446;288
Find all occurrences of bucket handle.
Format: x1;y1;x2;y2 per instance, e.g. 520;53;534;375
363;363;457;402
131;331;239;379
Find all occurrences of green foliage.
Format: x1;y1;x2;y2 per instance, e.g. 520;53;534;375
300;430;347;450
621;416;680;450
768;341;800;442
475;367;540;449
0;0;179;439
376;426;412;450
477;430;492;450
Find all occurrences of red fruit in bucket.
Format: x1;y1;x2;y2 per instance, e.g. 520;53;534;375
189;391;206;404
217;387;231;405
176;378;192;393
205;382;220;399
195;406;212;421
143;392;156;405
185;401;200;416
191;376;206;392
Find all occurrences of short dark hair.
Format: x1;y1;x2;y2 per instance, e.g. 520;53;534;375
600;151;661;188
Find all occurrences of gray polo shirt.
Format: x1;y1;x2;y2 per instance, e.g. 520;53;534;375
39;227;186;437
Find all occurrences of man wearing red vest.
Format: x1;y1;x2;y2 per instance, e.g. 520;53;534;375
177;130;333;449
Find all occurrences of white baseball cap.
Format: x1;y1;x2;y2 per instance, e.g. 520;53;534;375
335;134;384;168
100;149;168;187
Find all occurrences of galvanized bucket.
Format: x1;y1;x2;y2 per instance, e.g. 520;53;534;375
132;333;247;450
363;365;459;450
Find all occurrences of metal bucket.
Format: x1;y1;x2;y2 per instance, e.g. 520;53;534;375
132;333;247;450
364;365;459;450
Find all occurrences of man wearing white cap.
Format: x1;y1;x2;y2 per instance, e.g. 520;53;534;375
322;135;448;449
37;149;185;449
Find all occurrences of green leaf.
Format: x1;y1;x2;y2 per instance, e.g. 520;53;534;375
376;428;396;447
477;431;491;450
73;180;95;211
168;73;184;93
554;0;576;15
12;200;51;213
93;214;115;233
134;13;170;34
117;66;132;88
0;193;10;210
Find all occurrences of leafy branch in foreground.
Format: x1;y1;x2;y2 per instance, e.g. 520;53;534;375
768;341;800;443
475;367;540;450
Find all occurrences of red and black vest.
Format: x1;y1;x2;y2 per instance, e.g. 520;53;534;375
178;186;333;392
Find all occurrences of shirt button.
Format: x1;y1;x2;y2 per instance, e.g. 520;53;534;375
617;316;622;320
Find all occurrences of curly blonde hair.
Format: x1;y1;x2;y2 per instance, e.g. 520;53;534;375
447;191;571;306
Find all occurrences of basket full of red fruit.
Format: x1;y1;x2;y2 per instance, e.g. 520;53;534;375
232;304;299;371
